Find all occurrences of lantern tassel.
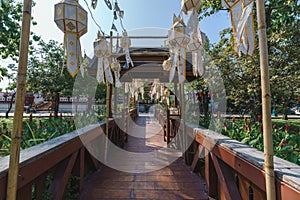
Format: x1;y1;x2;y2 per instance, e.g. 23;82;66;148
178;48;186;83
125;48;134;67
114;71;122;88
65;33;81;78
103;58;114;84
97;58;105;83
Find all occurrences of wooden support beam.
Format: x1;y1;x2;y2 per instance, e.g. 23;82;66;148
50;151;78;200
205;150;218;198
191;145;204;172
17;182;32;200
166;109;170;144
79;147;85;191
210;153;242;200
34;174;47;200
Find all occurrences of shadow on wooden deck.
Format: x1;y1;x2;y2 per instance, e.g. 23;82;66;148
80;114;208;200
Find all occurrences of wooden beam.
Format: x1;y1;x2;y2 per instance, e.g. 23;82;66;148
210;153;242;200
191;145;204;172
51;151;78;200
205;151;218;198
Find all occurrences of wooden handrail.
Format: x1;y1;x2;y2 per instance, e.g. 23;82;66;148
0;109;137;200
154;108;300;199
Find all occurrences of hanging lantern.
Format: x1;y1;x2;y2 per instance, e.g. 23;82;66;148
120;31;134;68
222;0;255;56
54;0;87;78
187;10;206;77
111;57;122;87
166;14;190;83
94;35;113;84
181;0;202;14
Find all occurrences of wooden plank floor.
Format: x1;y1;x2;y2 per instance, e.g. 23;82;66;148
80;113;208;200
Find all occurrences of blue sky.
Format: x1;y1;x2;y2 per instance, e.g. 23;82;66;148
1;0;231;90
31;0;231;54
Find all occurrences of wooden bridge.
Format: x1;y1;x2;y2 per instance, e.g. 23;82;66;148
0;108;299;199
1;47;299;200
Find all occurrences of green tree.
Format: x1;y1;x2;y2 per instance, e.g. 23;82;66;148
199;0;299;119
27;40;74;117
0;0;40;90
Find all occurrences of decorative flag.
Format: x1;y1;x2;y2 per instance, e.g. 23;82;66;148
187;10;205;77
222;0;255;56
166;14;190;83
94;35;113;84
120;31;134;68
181;0;202;14
54;0;87;78
111;57;122;87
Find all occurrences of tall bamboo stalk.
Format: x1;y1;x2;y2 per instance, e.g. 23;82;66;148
256;0;276;199
6;0;32;199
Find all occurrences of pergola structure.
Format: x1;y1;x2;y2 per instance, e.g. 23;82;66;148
4;0;283;200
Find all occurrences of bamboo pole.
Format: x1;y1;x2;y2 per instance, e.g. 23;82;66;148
104;32;114;162
6;0;32;199
256;0;276;199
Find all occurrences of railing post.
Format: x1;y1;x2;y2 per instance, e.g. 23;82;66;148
7;0;32;199
256;0;276;199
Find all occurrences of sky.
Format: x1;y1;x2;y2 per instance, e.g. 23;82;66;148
0;0;231;90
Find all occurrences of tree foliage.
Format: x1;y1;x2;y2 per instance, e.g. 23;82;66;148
26;40;75;116
199;0;300;118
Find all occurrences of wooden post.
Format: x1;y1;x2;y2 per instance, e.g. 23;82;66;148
256;0;276;199
7;0;32;199
180;82;188;163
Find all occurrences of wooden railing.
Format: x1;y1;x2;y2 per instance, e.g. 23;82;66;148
156;108;300;200
0;109;137;200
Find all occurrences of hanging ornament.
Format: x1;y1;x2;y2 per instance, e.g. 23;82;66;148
94;34;114;84
79;53;91;77
187;10;205;77
111;23;118;32
91;0;98;9
166;14;190;83
181;0;202;14
140;86;145;100
54;0;87;78
104;0;112;10
111;57;122;88
120;31;134;68
222;0;255;56
125;82;129;93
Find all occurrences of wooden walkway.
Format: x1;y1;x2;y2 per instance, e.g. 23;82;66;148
80;114;208;199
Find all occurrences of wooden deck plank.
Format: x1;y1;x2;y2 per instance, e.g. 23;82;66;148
81;114;208;199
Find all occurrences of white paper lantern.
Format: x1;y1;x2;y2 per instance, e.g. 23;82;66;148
54;0;87;77
94;36;113;84
181;0;202;14
120;31;134;67
166;14;190;83
188;30;205;77
111;57;122;88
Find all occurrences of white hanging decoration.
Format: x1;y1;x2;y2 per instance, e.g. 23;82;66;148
166;14;190;83
181;0;202;14
54;0;87;78
94;35;114;84
187;10;205;77
111;57;122;88
79;54;91;77
125;82;129;93
139;86;145;100
222;0;255;56
120;31;134;68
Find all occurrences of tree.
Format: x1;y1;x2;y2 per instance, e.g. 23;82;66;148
26;40;75;117
0;0;40;91
199;0;299;119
